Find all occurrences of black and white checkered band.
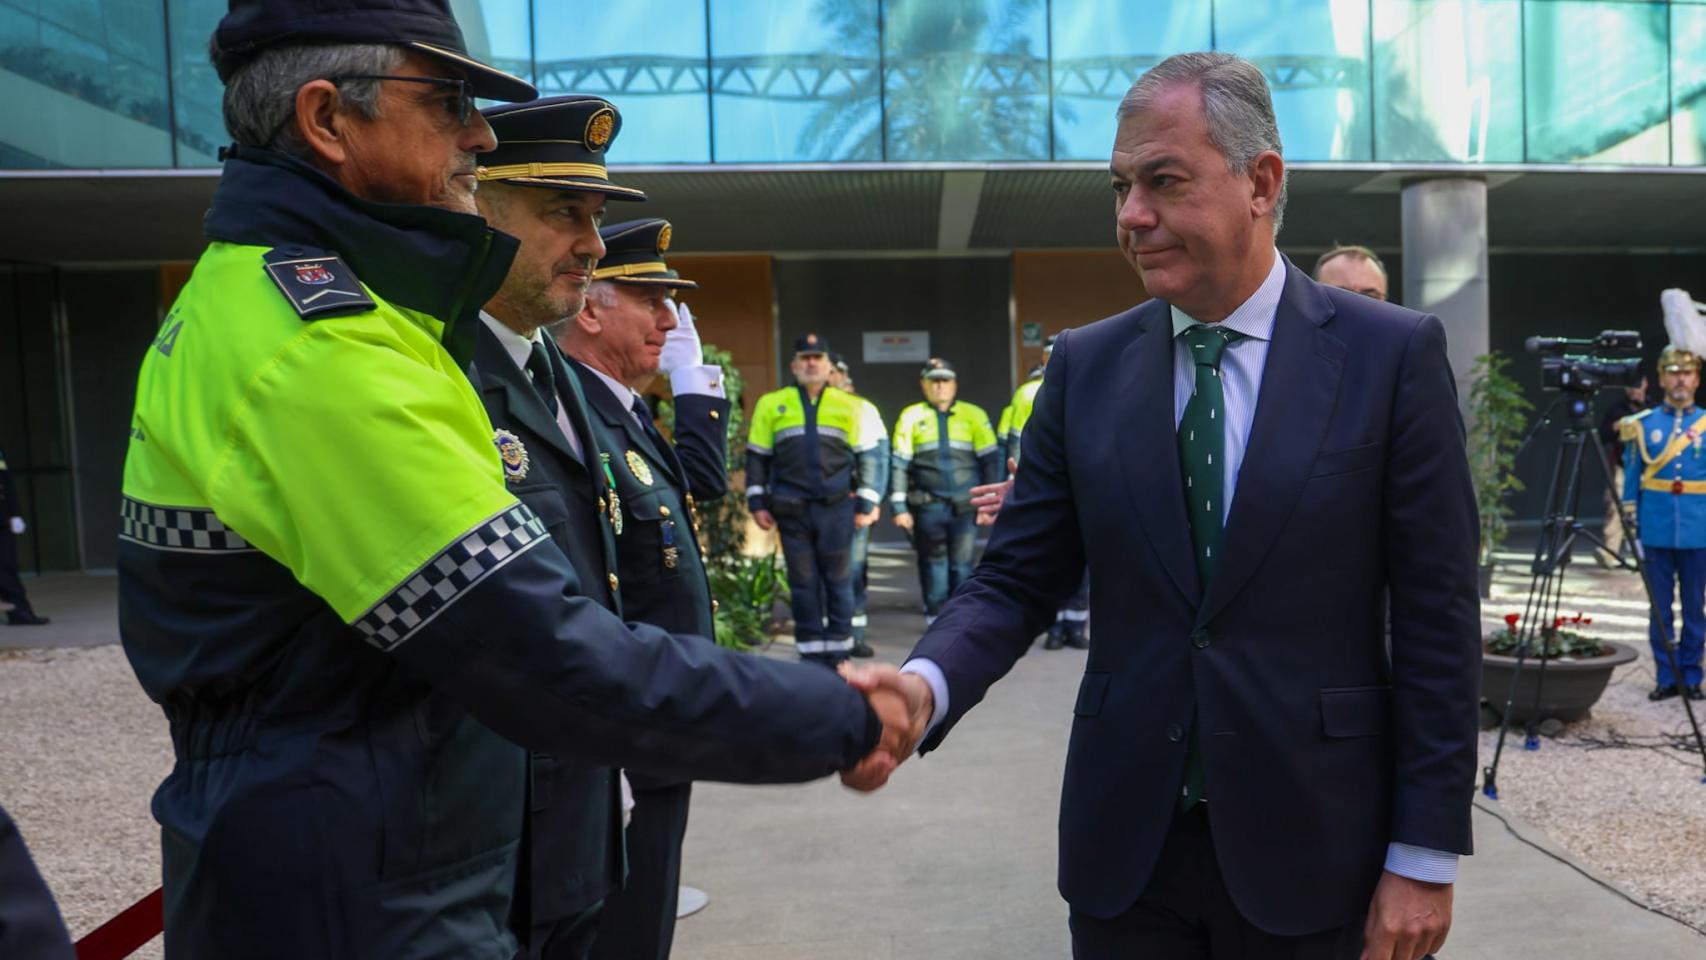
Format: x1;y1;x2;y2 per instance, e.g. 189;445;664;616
119;497;255;553
354;504;547;652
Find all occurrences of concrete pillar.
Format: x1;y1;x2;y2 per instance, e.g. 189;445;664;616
1401;177;1489;392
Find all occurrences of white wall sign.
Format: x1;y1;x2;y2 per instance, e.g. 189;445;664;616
862;330;930;364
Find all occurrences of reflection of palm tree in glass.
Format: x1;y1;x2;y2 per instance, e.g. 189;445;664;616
798;0;1050;162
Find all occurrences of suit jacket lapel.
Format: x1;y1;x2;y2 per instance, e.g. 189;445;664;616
566;356;683;488
474;323;585;470
1197;262;1346;625
1118;302;1202;606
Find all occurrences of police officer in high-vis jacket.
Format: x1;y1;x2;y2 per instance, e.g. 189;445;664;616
1622;345;1706;701
747;335;882;665
117;4;904;957
829;353;888;658
555;218;728;960
891;358;1001;621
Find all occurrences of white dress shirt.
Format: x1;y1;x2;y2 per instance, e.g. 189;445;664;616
902;252;1457;885
479;312;583;462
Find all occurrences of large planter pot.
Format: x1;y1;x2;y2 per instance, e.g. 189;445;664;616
1481;641;1639;724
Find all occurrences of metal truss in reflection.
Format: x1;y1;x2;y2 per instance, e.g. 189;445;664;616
509;53;1365;101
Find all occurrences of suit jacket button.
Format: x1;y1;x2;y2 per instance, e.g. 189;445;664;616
1166;723;1184;742
1191;629;1211;649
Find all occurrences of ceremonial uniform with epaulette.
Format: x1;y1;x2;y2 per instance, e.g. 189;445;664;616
747;335;881;664
117;5;893;957
890;358;1001;620
471;95;647;959
1621;345;1706;700
556;217;729;960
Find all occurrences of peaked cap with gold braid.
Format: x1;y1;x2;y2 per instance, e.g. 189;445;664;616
592;219;697;289
477;95;646;201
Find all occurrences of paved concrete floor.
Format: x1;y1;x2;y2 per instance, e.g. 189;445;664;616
6;555;1704;957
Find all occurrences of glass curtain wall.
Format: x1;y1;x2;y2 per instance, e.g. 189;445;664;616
2;0;1702;169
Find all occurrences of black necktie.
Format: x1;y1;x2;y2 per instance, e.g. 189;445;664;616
631;396;665;451
526;340;559;417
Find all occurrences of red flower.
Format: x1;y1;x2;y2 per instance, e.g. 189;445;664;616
1504;613;1520;628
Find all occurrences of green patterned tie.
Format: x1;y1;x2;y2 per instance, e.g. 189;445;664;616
1178;323;1245;811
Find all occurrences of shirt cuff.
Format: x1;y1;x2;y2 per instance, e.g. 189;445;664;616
1384;843;1458;884
669;365;726;398
900;658;950;743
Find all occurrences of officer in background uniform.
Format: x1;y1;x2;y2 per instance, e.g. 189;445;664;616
1621;345;1706;701
747;335;881;665
553;218;727;960
0;448;48;625
471;95;647;959
890;358;1001;623
999;336;1088;648
117;4;906;956
829;353;887;658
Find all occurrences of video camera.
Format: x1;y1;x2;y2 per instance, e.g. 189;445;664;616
1524;330;1643;393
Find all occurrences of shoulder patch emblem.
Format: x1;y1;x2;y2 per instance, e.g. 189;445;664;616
625;449;654;486
494;429;530;483
262;248;376;320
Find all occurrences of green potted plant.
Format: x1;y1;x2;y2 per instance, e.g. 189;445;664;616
1466;352;1533;597
1482;611;1637;724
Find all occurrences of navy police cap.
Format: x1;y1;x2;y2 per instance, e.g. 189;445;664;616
793;333;830;356
921;357;957;381
592;219;697;289
478;97;645;201
212;0;537;102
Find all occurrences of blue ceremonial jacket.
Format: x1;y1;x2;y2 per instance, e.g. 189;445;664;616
1622;404;1706;549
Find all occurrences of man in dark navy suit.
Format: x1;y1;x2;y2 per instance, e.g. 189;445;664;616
848;52;1480;960
555;218;729;960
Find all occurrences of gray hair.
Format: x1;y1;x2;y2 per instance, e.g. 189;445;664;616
1117;52;1289;235
585;280;620;309
220;42;403;156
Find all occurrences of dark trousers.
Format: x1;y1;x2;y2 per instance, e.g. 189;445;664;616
589;783;692;960
1643;545;1706;687
777;497;856;662
1070;808;1362;960
0;528;33;613
849;523;871;641
527;902;604;960
1053;572;1090;639
912;501;975;616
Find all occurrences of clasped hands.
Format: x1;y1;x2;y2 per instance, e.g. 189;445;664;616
836;663;933;791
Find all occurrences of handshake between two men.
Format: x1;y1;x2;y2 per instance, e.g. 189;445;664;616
837;664;936;791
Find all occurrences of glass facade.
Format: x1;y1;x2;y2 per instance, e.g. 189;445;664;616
3;0;1703;169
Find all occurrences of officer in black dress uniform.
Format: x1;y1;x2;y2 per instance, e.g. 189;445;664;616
555;219;729;960
0;448;48;626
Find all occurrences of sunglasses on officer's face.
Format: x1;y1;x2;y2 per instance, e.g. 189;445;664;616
329;75;475;126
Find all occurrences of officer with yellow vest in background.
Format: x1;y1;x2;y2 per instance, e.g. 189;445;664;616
829;353;887;658
891;358;1001;623
747;335;883;665
1621;344;1706;701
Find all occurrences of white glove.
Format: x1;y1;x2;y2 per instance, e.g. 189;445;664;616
8;517;22;535
658;300;703;375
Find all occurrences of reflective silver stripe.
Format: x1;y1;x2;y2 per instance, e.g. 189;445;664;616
853;437;882;452
745;484;766;498
890;492;908;504
817;425;849;442
857;486;882;503
912;440;941;452
747;442;772;455
948;439;975;451
796;637;855;654
1056;609;1090;622
851;614;869;627
975;443;999;456
353;504;548;652
774;426;806;442
119;496;256;553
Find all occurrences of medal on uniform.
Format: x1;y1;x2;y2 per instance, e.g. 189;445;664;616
599;453;623;535
625;449;654;487
493;429;530;484
661;518;679;569
685;492;702;543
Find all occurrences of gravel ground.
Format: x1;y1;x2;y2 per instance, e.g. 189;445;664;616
0;644;169;959
2;559;1702;954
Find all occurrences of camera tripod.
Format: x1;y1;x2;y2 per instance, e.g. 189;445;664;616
1482;394;1706;799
